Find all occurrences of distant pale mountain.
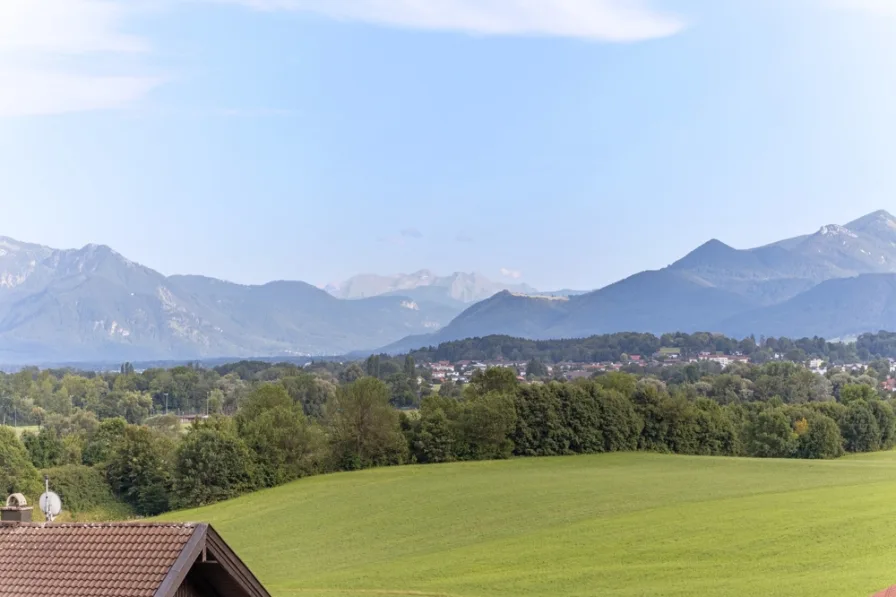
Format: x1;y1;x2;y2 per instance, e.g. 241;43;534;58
7;209;896;363
382;210;896;353
382;272;755;353
0;239;456;363
326;270;538;307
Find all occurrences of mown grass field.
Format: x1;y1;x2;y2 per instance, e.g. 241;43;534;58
157;452;896;597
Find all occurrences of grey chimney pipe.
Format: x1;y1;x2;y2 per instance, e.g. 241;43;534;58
1;493;33;523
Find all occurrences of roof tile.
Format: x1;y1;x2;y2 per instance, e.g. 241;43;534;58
0;522;198;597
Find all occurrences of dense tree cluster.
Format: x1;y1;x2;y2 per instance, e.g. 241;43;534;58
1;352;894;519
0;362;343;428
405;331;896;365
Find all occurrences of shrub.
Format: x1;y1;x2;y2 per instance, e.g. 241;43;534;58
41;464;133;519
744;409;797;458
795;413;844;459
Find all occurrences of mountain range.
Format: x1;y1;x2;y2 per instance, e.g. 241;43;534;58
325;270;538;308
382;210;896;353
4;209;896;363
0;238;466;362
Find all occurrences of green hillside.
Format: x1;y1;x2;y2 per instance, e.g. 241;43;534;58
156;452;896;597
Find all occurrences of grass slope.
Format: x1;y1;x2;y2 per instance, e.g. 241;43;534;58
157;452;896;597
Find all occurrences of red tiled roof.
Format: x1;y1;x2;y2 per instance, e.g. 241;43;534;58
0;522;199;597
874;587;896;597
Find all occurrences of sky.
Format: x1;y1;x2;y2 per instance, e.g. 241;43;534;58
1;0;895;291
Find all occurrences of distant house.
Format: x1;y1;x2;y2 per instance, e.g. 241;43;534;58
0;495;270;597
430;361;454;373
697;353;742;368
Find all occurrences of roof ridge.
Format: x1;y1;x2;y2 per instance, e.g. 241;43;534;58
0;521;199;528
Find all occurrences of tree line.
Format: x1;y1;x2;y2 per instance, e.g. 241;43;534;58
406;331;896;364
2;358;893;519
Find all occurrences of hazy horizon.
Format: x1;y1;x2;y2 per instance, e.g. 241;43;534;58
1;207;892;292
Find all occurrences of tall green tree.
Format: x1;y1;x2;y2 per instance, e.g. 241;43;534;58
21;428;65;469
106;426;175;516
174;418;258;508
525;360;549;380
468;367;518;397
82;417;128;467
404;355;416;380
0;427;42;499
412;401;457;464
365;355;381;378
327;378;408;470
280;375;337;419
339;363;365;384
458;392;517;460
237;386;327;486
841;401;882;453
840;384;878;404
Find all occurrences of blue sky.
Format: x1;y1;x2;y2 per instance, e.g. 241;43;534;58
1;0;895;291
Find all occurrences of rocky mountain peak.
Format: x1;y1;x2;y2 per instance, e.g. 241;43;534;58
816;224;858;238
845;209;896;235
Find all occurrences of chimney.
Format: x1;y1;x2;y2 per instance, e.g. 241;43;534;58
1;493;33;523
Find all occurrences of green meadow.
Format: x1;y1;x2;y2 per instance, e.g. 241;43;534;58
158;452;896;597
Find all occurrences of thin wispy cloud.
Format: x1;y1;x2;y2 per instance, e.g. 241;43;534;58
2;0;683;118
455;232;475;243
224;0;686;42
500;267;523;279
0;0;161;117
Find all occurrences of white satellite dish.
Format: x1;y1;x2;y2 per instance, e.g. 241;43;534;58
39;491;62;521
